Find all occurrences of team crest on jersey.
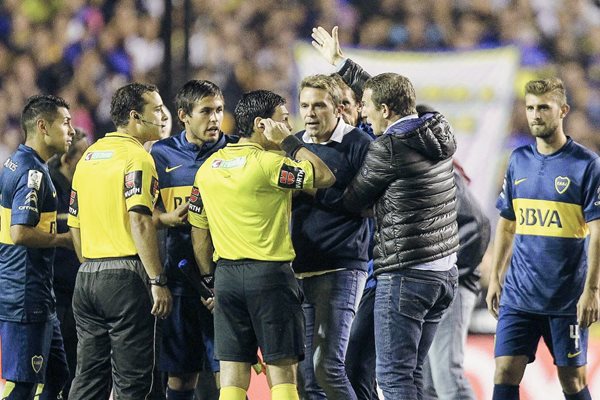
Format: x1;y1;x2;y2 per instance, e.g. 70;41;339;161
189;186;203;213
124;171;143;198
27;170;43;190
31;355;44;373
555;176;570;194
278;164;306;189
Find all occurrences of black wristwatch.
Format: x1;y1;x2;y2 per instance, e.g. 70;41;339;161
148;273;168;287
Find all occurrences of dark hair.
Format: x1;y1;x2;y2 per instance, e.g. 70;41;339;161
21;94;70;137
329;73;359;103
234;90;286;138
175;80;223;126
110;82;158;128
525;77;567;106
364;73;417;117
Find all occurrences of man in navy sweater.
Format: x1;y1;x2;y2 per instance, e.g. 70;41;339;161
291;74;373;400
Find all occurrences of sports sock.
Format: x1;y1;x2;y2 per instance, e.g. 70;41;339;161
219;386;246;400
166;387;195;400
564;387;591;400
492;384;519;400
271;383;299;400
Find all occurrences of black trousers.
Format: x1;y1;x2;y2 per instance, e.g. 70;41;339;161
69;259;157;400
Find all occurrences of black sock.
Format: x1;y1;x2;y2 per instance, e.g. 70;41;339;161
564;387;591;400
493;384;519;400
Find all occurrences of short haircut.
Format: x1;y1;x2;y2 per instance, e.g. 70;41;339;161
175;80;223;123
234;90;286;138
364;73;417;117
299;74;342;108
110;82;159;128
524;77;567;106
21;94;70;137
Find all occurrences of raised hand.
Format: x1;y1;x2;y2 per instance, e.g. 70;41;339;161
311;26;345;66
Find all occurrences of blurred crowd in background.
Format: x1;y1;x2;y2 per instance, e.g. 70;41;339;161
1;0;600;162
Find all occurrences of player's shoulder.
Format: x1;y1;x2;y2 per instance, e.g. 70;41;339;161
568;138;599;163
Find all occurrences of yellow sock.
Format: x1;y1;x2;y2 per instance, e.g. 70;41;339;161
271;383;299;400
219;386;246;400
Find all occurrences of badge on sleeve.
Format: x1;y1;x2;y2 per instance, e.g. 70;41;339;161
69;189;78;216
278;164;306;189
27;170;43;190
189;186;203;214
124;171;143;198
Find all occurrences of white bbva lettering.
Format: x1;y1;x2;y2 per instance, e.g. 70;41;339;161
518;208;563;228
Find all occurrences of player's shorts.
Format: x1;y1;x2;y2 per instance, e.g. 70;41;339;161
214;259;305;364
159;294;219;373
0;316;67;383
495;305;588;367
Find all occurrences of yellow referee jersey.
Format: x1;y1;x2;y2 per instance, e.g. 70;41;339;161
68;132;159;258
188;142;314;261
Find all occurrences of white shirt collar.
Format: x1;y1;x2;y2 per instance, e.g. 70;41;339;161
301;117;354;144
382;113;419;135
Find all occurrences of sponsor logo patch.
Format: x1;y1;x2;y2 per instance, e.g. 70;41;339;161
165;165;182;173
69;189;78;216
514;178;527;185
19;190;39;213
85;151;114;161
27;170;43;190
211;157;246;169
124;171;143;198
31;355;44;373
555;176;570;194
189;186;203;213
278;164;306;189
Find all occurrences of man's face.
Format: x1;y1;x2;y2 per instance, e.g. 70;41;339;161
65;138;89;176
140;91;168;141
46;107;75;154
181;95;224;144
340;86;361;127
361;88;386;136
299;87;338;143
525;92;567;140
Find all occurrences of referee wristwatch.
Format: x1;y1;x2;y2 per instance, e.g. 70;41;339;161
148;273;168;287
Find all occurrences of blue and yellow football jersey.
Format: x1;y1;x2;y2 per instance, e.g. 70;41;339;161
0;145;58;322
497;138;600;315
150;131;237;295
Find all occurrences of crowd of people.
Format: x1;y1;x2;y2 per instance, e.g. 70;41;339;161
1;2;600;400
1;0;600;160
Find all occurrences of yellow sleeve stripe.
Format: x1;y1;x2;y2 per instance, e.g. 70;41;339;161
0;206;57;244
513;198;588;238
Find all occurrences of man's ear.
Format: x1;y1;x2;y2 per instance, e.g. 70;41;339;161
381;103;390;119
177;108;188;124
254;116;264;131
36;118;47;135
335;103;344;117
560;104;570;119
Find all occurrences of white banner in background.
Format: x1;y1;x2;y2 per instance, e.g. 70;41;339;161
294;43;520;214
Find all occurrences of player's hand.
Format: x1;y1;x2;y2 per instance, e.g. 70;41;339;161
261;118;292;146
57;232;74;250
201;296;215;313
486;279;502;319
160;202;189;227
151;285;173;318
311;26;345;66
577;288;600;327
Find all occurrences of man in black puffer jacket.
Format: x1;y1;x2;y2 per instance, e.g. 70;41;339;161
311;26;460;400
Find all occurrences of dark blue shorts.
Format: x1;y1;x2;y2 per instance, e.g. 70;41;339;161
494;306;588;367
159;294;218;373
0;316;67;383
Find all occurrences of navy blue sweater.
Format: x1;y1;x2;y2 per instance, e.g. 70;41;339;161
291;124;372;273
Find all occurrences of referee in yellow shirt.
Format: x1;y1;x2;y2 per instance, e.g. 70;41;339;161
189;90;335;400
67;83;173;399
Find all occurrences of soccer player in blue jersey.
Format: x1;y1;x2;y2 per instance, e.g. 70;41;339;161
486;78;600;400
150;80;237;400
0;95;74;399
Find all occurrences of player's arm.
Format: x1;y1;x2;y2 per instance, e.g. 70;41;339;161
577;219;600;327
191;226;215;277
485;216;515;319
262;118;335;188
10;225;72;249
69;227;85;263
129;210;172;318
152;202;188;229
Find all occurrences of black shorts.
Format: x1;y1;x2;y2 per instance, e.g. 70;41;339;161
213;259;305;364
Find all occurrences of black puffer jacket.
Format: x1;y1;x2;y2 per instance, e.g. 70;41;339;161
339;59;459;275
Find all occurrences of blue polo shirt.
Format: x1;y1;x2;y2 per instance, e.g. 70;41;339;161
150;131;238;295
0;145;58;322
